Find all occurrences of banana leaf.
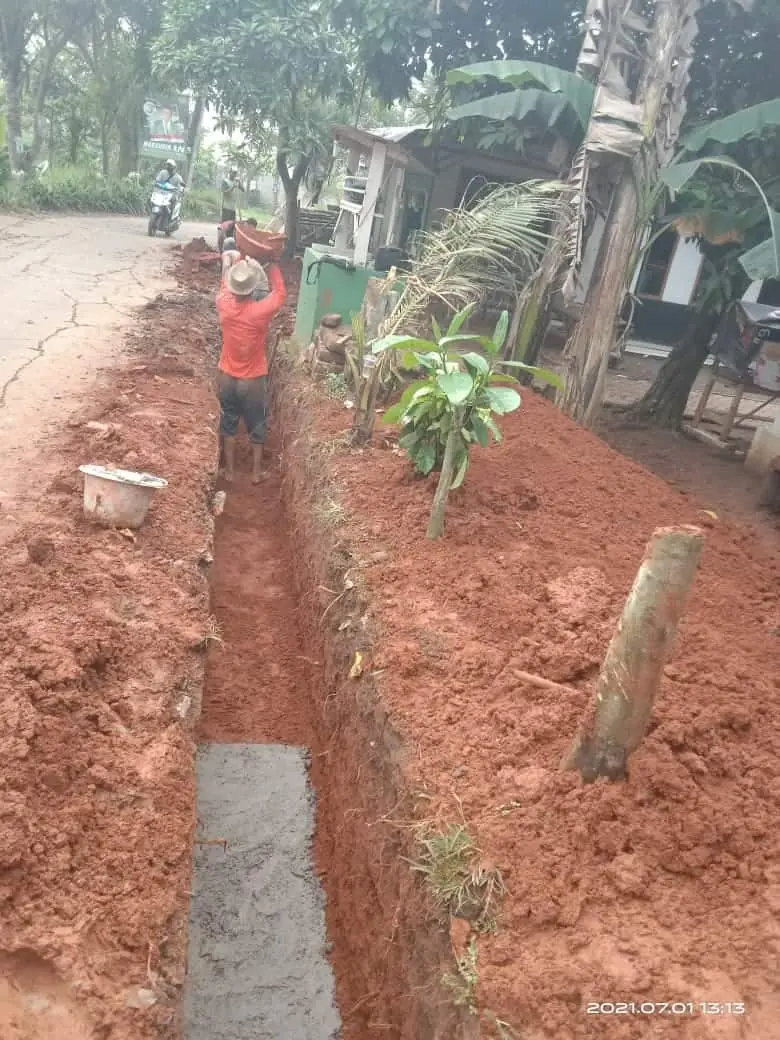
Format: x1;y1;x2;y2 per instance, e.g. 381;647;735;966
447;88;588;137
447;60;594;130
739;211;780;280
659;157;780;279
680;98;780;157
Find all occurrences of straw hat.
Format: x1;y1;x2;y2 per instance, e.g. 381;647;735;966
226;259;269;297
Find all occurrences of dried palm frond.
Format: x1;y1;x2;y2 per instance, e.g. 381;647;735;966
381;179;570;338
567;144;589;266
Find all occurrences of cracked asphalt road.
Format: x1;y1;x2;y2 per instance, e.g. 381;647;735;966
0;213;211;537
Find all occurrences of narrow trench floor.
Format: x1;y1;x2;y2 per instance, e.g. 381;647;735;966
184;443;340;1039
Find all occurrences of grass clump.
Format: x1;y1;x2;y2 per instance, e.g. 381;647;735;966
410;824;504;929
442;938;478;1014
323;372;350;401
313;496;347;529
196;615;224;650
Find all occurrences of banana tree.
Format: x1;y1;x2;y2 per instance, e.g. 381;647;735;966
446;0;758;426
623;124;780;426
446;0;656;381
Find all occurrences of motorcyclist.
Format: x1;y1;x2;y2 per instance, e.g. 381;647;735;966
155;159;184;190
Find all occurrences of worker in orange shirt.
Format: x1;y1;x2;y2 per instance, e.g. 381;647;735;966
216;258;287;483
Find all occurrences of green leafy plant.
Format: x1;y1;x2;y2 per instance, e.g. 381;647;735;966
375;302;560;490
374;302;560;538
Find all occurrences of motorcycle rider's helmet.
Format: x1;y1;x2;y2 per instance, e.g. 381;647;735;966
165;159;177;172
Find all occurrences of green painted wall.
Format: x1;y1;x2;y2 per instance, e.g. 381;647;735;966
294;247;382;345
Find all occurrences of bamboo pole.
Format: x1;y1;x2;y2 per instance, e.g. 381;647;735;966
564;525;704;782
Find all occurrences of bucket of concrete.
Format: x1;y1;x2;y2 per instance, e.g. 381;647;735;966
79;465;168;528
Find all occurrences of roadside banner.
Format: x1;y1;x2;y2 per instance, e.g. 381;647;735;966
141;96;191;160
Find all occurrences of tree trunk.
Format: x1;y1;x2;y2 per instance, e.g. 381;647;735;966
184;96;205;187
282;182;299;259
31;43;62;162
427;408;465;540
564;525;704;782
4;61;24;171
557;171;637;423
276;148;309;259
558;0;703;425
117;117;139;177
68;117;83;165
623;309;722;426
100;120;111;177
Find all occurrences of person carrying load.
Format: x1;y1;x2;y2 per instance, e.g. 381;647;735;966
215;258;286;483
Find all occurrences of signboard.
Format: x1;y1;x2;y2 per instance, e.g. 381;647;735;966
141;96;190;160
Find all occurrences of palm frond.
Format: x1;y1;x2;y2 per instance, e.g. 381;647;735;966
382;180;569;337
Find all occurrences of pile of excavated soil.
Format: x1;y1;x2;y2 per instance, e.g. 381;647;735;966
291;382;780;1039
0;289;217;1039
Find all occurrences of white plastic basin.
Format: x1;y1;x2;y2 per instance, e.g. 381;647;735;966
79;465;168;529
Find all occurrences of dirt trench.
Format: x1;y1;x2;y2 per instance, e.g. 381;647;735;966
193;268;468;1038
0;251;458;1039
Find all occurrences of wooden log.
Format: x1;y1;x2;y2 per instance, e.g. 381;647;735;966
564;525;705;782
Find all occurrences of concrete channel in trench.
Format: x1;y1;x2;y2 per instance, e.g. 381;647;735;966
181;447;342;1039
183;745;340;1039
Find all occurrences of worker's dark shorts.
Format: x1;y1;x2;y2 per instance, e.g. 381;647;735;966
217;373;267;443
220;208;237;224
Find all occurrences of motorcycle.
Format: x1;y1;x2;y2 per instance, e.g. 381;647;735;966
148;183;183;237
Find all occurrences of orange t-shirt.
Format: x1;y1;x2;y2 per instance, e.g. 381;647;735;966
216;265;287;379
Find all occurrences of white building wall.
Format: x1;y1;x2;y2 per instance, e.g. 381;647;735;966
629;232;763;304
662;237;703;305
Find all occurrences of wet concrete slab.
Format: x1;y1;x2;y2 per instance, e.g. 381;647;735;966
183;743;341;1040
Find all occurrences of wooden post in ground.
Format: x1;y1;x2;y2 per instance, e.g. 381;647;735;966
690;358;719;427
564;525;704;782
720;382;746;443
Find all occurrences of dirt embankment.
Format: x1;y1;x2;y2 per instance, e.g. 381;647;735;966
0;288;217;1040
5;236;779;1040
273;362;780;1039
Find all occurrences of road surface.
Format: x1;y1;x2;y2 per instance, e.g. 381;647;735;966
0;213;210;537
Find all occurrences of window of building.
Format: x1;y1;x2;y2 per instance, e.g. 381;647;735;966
636;230;677;298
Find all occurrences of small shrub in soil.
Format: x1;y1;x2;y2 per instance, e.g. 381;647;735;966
374;304;560;486
410;823;505;929
442;938;479;1014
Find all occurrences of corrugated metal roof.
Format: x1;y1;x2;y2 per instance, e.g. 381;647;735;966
366;125;427;143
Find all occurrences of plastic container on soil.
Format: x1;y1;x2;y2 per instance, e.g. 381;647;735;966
235;222;287;262
79;464;168;528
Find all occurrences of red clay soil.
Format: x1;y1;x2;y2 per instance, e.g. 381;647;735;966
297;386;780;1039
600;415;780;548
171;246;309;745
200;436;316;746
0;289;216;1040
